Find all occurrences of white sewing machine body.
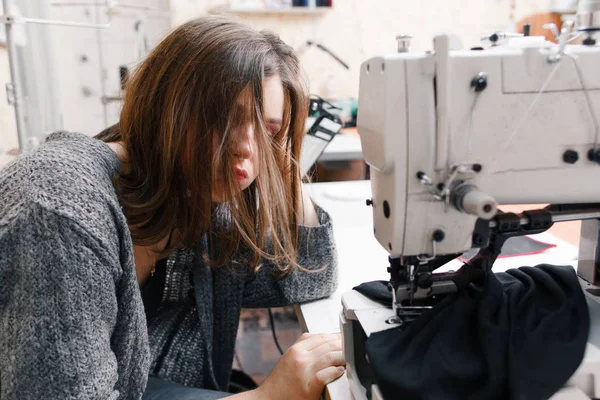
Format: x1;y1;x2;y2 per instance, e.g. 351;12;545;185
342;11;600;399
359;37;600;259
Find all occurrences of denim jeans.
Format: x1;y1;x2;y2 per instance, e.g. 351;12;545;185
143;377;231;400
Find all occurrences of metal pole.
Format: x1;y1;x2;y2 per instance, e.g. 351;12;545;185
2;1;28;151
488;209;600;228
94;3;109;127
20;17;111;29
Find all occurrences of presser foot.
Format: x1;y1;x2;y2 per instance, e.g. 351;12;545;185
389;216;558;322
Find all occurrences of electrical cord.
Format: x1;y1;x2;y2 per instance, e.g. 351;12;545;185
268;308;285;355
306;40;350;70
297;40;349;70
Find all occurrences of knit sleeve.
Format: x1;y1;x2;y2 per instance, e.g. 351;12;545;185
241;205;339;308
0;203;122;399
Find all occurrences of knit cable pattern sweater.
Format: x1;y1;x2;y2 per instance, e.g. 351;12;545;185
0;131;338;398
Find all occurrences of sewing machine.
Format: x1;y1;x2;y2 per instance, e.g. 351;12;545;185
341;2;600;399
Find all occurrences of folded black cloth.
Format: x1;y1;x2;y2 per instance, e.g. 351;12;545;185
353;280;392;307
363;265;589;400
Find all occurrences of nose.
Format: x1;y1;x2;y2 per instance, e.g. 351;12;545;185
231;123;255;160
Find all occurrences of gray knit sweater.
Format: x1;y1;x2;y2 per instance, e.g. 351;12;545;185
0;132;338;399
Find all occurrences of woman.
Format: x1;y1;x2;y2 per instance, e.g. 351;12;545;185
0;16;343;400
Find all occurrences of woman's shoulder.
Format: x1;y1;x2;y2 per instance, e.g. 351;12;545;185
0;131;124;234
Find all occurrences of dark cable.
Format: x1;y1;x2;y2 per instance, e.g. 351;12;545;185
306;41;350;70
315;43;350;70
268;308;285;355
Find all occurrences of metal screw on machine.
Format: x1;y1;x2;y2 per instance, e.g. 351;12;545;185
396;34;412;53
417;272;433;289
471;73;488;92
589;148;600;164
432;230;445;242
563;150;579;164
473;233;485;246
417;171;433;186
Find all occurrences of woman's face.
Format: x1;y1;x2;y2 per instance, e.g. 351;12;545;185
212;75;285;202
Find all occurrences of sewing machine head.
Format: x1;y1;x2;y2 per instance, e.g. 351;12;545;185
357;2;600;315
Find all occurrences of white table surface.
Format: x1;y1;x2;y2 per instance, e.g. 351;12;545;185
299;180;580;399
318;133;363;162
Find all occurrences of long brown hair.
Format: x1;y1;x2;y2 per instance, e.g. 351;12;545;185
97;16;309;276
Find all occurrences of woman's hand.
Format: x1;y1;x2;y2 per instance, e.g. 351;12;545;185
255;332;346;400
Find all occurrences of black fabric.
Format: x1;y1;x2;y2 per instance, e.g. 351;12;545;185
228;370;258;393
365;265;590;400
141;258;168;320
353;280;391;307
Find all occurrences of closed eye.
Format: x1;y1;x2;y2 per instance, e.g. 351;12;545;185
268;123;282;136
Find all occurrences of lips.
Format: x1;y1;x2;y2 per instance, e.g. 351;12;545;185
235;167;249;181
